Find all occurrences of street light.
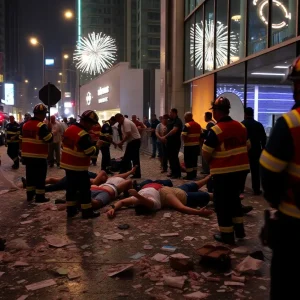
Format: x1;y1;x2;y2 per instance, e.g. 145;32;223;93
63;54;69;59
58;80;61;84
64;10;73;19
59;72;62;76
29;37;45;86
34;87;37;90
24;79;29;83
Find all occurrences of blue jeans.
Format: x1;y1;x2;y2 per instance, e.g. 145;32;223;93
151;136;157;157
157;141;162;158
178;182;210;208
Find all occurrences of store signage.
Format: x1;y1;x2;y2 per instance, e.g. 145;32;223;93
86;92;92;105
97;86;109;104
45;59;55;66
65;92;71;98
64;101;73;108
3;83;14;105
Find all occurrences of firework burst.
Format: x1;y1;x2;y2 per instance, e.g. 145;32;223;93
74;32;117;75
190;20;238;71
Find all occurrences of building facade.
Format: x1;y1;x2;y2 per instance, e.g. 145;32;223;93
161;0;300;133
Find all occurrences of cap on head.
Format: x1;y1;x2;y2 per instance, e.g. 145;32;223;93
33;103;48;114
79;110;99;124
285;56;300;82
210;96;231;111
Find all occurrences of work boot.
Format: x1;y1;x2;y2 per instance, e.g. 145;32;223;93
67;207;79;218
213;232;235;245
242;205;253;215
234;224;246;239
82;208;100;219
35;198;50;203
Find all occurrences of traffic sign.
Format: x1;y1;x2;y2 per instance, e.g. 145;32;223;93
39;83;61;107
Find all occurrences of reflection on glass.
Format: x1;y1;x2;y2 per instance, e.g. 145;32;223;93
271;0;296;46
194;6;203;76
230;0;246;62
185;0;195;17
216;0;228;68
248;0;268;55
204;0;214;72
185;16;195;81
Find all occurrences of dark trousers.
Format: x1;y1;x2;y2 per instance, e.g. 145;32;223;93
161;142;168;171
249;154;261;193
24;158;47;201
91;147;99;165
7;142;19;167
271;212;300;300
184;146;199;179
201;150;210;174
151;136;157;157
48;142;61;166
100;146;111;171
167;141;181;177
65;170;91;212
239;170;249;194
120;139;141;177
213;172;245;238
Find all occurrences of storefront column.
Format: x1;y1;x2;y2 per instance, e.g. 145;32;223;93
254;85;259;120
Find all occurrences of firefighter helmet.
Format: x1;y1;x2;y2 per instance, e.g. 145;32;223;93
79;110;99;124
285;56;300;81
210;96;231;111
33;104;48;114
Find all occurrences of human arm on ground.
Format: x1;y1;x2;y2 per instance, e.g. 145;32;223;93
260;117;293;208
106;197;139;218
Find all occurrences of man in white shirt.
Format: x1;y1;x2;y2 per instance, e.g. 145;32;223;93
48;115;63;168
115;113;141;178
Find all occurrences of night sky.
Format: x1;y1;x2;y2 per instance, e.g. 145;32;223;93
19;0;76;91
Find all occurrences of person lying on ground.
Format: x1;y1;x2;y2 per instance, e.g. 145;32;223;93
20;166;136;193
106;176;214;217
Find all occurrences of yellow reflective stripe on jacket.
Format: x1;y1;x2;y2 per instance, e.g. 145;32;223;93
213;146;247;158
7;140;19;143
181;132;187;136
283;110;300;128
84;146;96;155
21;138;45;144
260;150;288;173
37;122;44;128
187;133;200;137
287;162;300;179
62;148;87;158
210;164;250;175
184;142;200;146
78;130;88;137
43;133;52;142
22;152;48;158
6;131;20;134
202;144;214;153
279;202;300;219
211;125;222;135
81;203;92;210
60;162;89;171
100;132;110;137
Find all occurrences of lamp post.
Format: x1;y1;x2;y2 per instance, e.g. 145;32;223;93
30;37;45;86
64;10;74;20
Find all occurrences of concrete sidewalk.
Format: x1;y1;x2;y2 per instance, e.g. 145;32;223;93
0;145;270;300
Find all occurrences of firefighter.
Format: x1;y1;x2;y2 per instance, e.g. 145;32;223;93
20;104;53;203
202;97;250;244
61;110;103;219
89;121;101;166
181;112;202;180
260;57;300;300
5;116;21;169
100;116;117;173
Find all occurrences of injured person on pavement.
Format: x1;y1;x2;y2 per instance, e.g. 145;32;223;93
106;176;214;217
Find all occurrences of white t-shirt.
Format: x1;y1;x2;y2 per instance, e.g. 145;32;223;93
122;118;141;142
136;187;161;211
106;177;125;186
156;123;167;137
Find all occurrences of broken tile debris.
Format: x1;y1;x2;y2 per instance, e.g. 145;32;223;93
25;279;56;291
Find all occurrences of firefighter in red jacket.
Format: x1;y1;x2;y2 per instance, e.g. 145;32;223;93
20;104;53;203
61;110;103;219
89;122;101;166
202;97;250;244
260;57;300;300
181;112;202;180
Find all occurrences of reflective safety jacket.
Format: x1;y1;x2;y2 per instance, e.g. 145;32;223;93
61;124;96;171
89;123;101;143
21;119;52;159
261;107;300;218
204;120;249;175
181;120;202;146
5;121;20;143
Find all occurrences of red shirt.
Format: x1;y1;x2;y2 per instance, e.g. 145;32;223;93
142;183;163;190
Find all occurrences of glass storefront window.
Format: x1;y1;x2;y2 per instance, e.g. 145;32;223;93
230;0;246;62
246;43;296;136
185;0;195;17
204;0;214;72
185;15;195;81
247;0;268;55
271;0;297;46
216;0;228;69
194;6;204;77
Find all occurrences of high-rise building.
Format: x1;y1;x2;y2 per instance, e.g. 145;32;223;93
76;0;160;78
0;0;5;83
